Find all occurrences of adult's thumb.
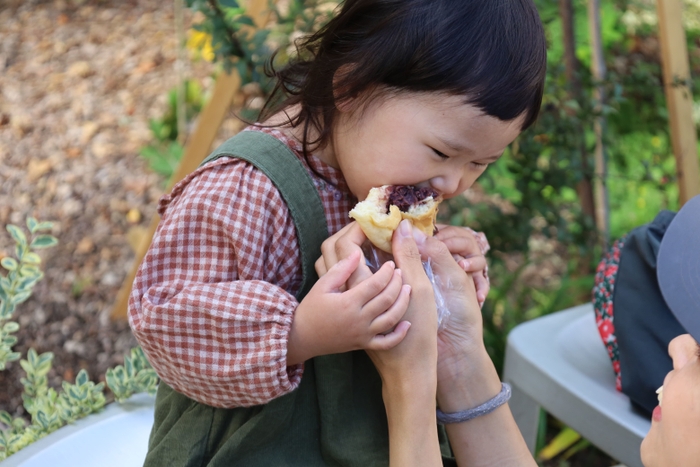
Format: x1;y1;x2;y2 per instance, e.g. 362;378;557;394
391;220;426;278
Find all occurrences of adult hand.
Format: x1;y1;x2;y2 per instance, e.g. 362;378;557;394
413;227;485;362
410;225;503;420
365;220;439;377
414;228;536;467
365;219;443;467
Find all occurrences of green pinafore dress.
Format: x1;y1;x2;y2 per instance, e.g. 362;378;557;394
142;130;455;466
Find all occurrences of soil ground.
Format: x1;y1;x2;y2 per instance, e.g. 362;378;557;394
0;0;218;416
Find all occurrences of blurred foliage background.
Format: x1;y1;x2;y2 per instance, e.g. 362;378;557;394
135;0;700;464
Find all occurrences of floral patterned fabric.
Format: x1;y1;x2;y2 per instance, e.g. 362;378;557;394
592;235;628;391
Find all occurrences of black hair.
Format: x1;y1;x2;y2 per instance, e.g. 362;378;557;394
261;0;547;154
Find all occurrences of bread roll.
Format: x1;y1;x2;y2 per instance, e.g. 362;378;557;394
349;185;442;253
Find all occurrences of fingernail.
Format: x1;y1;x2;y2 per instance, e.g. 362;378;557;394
460;259;470;270
412;227;426;244
399;219;412;237
395;268;402;277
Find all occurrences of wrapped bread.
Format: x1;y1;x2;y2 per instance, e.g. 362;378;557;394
349;185;442;253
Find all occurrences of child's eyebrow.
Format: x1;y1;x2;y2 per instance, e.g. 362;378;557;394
483;153;505;163
435;136;470;153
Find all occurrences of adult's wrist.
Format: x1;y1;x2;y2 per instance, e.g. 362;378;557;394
436;346;501;413
381;366;438;400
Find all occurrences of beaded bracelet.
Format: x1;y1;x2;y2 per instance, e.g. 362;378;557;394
436;382;512;424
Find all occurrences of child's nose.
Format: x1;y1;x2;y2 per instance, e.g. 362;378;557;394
669;334;697;370
430;172;463;197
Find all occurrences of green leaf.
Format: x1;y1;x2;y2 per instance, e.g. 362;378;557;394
10;291;31;306
235;15;254;26
1;299;17;320
22;252;41;265
2;322;19;333
34;222;53;232
0;411;12;426
27;348;38;366
18;265;40;277
16;275;39;291
36;411;49;429
562;438;591;461
6;226;27;246
1;258;18;272
30;235;58;250
19;360;32;374
218;0;239;8
538;427;581;461
26;218;38;233
75;369;89;386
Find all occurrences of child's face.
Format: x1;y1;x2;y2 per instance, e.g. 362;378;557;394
320;90;525;201
641;334;700;467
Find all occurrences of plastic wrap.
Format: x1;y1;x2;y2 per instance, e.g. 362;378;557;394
361;241;451;330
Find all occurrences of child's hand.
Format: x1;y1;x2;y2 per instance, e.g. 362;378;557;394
434;225;490;306
288;250;412;365
315;222;374;290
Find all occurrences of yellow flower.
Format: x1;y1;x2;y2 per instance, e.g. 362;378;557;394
187;29;215;62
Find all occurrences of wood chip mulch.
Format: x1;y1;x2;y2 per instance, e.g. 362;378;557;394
0;0;217;417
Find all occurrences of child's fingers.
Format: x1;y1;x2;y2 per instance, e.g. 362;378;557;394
437;233;482;259
335;223;372;287
416;235;476;297
319;222;355;273
434;225;470;242
437;225;491;257
366;321;412;351
318;250;362;292
472;271;489;305
315;255;328;277
349;259;396;303
369;283;411;335
457;255;487;273
362;268;404;317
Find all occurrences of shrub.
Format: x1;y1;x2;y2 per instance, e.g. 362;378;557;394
0;219;159;461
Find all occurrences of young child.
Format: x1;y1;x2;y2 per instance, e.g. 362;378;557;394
129;0;547;465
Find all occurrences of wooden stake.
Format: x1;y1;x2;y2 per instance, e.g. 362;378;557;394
656;0;700;205
588;0;609;247
111;0;272;320
559;0;597;232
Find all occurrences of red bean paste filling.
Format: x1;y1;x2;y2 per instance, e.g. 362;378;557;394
387;185;439;213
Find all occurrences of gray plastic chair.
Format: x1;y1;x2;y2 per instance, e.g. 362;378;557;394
503;303;651;467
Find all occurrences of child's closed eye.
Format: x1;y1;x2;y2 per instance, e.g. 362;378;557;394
431;148;449;159
432;147;489;169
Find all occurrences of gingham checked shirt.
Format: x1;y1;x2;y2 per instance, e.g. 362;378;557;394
128;127;357;408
